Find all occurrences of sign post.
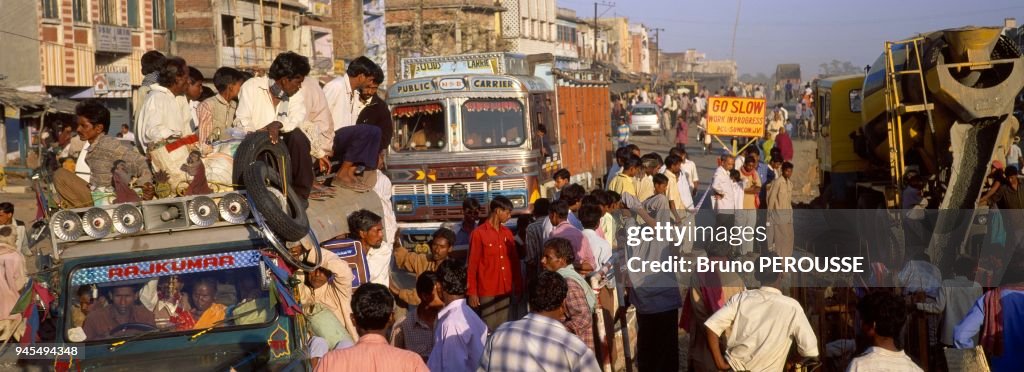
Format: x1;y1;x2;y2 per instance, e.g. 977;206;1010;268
706;97;767;156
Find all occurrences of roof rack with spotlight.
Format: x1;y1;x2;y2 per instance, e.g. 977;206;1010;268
49;192;253;257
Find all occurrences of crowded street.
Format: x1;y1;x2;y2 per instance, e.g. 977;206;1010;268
4;1;1024;371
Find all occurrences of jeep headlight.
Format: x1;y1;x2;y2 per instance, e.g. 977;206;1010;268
509;195;526;209
395;200;414;213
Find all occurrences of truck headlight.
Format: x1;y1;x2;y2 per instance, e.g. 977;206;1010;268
509;195;526;208
395;200;414;213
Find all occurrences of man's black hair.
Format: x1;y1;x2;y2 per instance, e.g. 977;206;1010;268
0;202;13;214
953;256;977;279
346;56;380;79
432;227;456;245
615;146;632;162
416;271;437;295
560;184;585;206
536;124;547;134
463;198;481;211
529;271;568;312
581;195;599;208
188;66;204;83
436;259;467;296
593;190;613;207
532;198;551;218
578;204;602;230
544;237;576;264
352;283;394;331
76;285;92;297
553;169;571;181
755;252;782;284
75;99;111;132
625;144;640;153
490;195;513;212
782;162;794;171
199;86;217;101
729;169;742;182
665;155;682;167
770;157;783;165
140;50;166;75
652;173;669;186
606;190;621;203
268;52;311;80
1007;166;1020;177
549;200;570;219
213;67;246;92
347;209;382;235
858;290;906;339
623;155;642;170
157;57;188;88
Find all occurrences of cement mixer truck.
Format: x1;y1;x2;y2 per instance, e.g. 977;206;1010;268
815;26;1024;266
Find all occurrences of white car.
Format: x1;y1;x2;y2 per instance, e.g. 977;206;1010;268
630;104;661;134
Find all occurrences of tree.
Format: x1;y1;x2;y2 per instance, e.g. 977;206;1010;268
819;59;862;77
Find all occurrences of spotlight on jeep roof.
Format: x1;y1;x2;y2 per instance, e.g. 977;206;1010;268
51;210;84;241
188;196;218;227
218;193;250;224
112;204;144;234
82;208;113;239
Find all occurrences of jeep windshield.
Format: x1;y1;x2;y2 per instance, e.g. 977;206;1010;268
394;102;447;152
66;249;274;343
462;99;526;150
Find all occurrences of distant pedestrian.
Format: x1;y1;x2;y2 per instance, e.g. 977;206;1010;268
675;116;689;147
616;118;630;148
776;126;794;162
767;162;795;257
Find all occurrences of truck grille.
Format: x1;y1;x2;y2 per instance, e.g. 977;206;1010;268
490;179;527;191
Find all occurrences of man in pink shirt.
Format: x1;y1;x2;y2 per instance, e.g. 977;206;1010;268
315;284;428;372
548;200;595;275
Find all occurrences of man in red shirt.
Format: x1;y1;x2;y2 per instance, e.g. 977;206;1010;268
467;196;523;332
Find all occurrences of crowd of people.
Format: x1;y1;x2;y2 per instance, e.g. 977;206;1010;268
39;50;392;211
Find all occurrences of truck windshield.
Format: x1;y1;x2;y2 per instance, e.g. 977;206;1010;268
394;102;447;151
66;250;273;343
462;99;526;149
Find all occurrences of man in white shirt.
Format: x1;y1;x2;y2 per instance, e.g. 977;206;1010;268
235;52;316;199
705;253;819;372
119;124;136;143
137;56;194;190
663;155;695;254
848;291;924;372
347;210;392;286
324;57;386;190
712;154;737;228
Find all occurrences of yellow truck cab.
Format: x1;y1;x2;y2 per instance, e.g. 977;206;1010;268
815;75;867;207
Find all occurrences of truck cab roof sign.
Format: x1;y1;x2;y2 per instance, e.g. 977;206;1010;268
401;53;530;79
70;250;261;286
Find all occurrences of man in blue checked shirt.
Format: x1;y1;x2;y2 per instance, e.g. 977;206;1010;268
477;271;600;372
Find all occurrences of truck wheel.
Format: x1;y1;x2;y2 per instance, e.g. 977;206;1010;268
244;160;309;242
233;132;292;188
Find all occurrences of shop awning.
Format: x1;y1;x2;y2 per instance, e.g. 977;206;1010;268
0;85;77;114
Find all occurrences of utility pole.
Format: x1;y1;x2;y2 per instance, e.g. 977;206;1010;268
593;1;614;67
730;0;742;60
651;27;665;78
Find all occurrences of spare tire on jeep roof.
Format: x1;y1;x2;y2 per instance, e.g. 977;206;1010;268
244;160;310;242
233;132;292;188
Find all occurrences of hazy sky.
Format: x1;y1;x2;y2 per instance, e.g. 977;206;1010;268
560;0;1024;79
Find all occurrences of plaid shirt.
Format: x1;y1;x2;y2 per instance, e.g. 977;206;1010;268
85;134;153;188
394;308;435;360
563;279;595;353
478;313;600;372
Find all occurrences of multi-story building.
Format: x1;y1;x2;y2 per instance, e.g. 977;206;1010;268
595;17;630;72
500;0;555;55
576;23;608;68
553;7;578;70
660;48;737;89
384;0;507;83
32;0;174;130
174;0;345;79
364;0;388;84
629;23;649;75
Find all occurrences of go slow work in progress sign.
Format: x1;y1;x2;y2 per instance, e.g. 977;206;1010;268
706;97;767;138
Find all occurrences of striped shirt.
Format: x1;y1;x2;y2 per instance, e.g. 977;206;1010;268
316;334;428;372
478;313;600;372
